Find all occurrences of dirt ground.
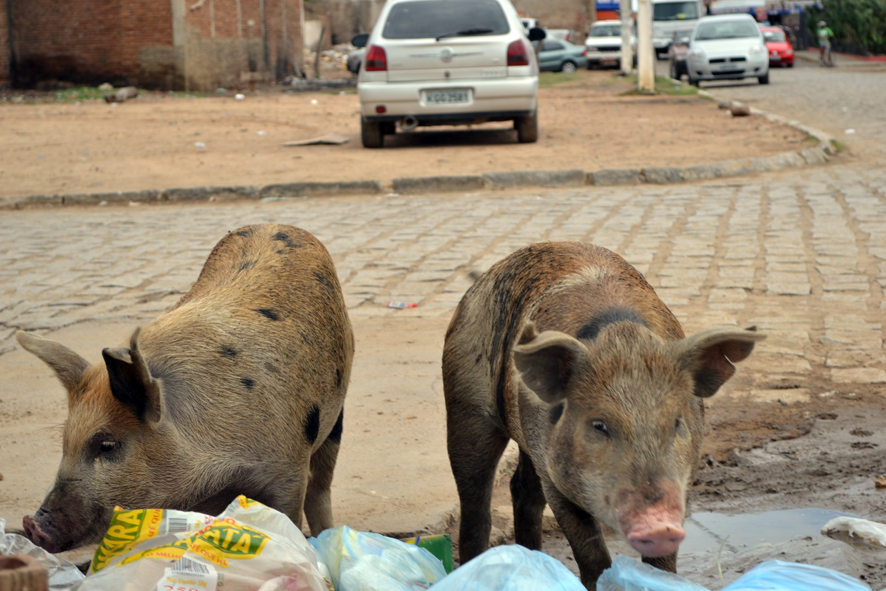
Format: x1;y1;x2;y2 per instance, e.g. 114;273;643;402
0;70;809;198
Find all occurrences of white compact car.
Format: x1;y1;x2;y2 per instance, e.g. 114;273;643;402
353;0;545;148
686;14;769;86
584;20;636;69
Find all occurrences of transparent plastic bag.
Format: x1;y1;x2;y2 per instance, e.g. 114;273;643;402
309;526;446;591
0;518;85;591
73;496;331;591
721;560;872;591
429;544;585;591
597;555;709;591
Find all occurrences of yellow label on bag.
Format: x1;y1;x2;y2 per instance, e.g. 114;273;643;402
91;508;165;573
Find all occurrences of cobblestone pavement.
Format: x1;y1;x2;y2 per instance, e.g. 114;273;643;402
2;162;886;389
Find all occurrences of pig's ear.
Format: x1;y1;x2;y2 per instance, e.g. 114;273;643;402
676;326;766;398
16;331;89;392
102;328;162;423
513;330;588;404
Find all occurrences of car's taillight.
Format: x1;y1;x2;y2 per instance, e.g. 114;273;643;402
582;48;587;56
365;44;387;71
507;39;530;66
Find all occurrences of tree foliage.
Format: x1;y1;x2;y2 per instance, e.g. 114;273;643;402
811;0;886;55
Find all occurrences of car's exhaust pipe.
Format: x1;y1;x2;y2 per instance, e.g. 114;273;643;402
398;115;419;131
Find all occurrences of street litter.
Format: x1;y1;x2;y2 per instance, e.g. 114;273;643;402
387;301;417;309
429;544;584;591
103;86;138;103
597;555;871;591
283;134;349;147
822;516;886;555
845;129;856;134
195;142;206;149
73;496;331;591
0;518;85;591
257;131;268;136
310;525;447;591
235;94;246;100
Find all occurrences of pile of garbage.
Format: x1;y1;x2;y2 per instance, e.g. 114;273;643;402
1;496;882;591
302;44;356;76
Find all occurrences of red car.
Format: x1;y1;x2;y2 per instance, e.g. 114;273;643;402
760;26;794;67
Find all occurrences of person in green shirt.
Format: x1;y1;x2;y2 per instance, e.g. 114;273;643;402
816;20;834;65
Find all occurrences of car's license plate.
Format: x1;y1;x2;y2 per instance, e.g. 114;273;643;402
716;63;737;71
771;54;781;60
423;89;471;105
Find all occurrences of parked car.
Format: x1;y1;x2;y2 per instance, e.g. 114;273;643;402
546;28;576;43
353;0;546;148
584;20;636;69
685;14;769;87
667;27;694;79
538;39;588;72
760;26;794;67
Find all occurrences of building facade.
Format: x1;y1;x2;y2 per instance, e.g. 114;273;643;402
1;0;304;90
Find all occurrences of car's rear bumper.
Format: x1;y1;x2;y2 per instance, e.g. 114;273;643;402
358;77;538;121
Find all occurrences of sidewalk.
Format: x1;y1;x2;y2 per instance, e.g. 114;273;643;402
795;48;886;65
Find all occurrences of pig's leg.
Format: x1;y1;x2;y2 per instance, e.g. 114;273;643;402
447;409;509;564
642;550;678;573
510;449;546;551
545;486;611;588
304;428;341;536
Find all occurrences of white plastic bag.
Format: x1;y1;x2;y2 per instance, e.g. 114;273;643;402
429;544;585;591
597;555;709;591
0;518;85;591
309;525;446;591
73;496;331;591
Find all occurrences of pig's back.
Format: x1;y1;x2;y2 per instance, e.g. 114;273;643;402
138;225;353;451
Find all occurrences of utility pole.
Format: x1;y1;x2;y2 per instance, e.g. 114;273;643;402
636;0;654;92
619;0;633;75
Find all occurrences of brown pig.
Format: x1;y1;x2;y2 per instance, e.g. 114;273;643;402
442;242;763;587
17;224;353;553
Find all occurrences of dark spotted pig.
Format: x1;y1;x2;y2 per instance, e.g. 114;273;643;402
17;224;354;552
443;242;763;587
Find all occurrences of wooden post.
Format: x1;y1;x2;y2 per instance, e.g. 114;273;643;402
314;23;326;79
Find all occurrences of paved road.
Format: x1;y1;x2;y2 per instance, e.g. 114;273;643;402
3;163;886;386
657;52;886;154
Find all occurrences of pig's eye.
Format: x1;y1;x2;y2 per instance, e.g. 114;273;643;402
100;441;119;453
90;433;121;458
591;420;610;437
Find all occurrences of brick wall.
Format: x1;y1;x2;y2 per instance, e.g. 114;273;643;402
4;0;302;90
9;0;174;87
0;0;9;88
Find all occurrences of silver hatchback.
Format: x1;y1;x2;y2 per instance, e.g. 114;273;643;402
686;14;769;87
353;0;544;148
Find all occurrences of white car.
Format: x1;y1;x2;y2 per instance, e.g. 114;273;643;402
686;14;769;86
584;20;636;69
353;0;545;148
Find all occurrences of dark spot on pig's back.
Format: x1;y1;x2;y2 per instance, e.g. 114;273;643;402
304;405;320;444
313;271;334;291
329;408;344;444
241;377;255;390
272;231;302;249
220;346;238;359
336;368;342;387
235;228;254;238
576;308;649;341
254;308;280;321
239;259;256;272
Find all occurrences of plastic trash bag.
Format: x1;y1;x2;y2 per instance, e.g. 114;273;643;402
0;518;85;591
597;555;709;591
309;525;446;591
72;495;332;591
721;560;872;591
429;544;585;591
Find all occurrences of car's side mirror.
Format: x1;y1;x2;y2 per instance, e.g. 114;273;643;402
352;33;369;48
528;27;546;41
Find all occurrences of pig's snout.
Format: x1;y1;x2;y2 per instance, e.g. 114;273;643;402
23;511;59;553
627;521;686;557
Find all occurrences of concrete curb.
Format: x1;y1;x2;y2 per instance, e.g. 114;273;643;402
1;108;833;210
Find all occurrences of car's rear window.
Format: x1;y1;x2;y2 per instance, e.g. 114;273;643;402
654;1;699;21
591;24;621;37
695;20;761;40
382;0;510;40
762;30;787;42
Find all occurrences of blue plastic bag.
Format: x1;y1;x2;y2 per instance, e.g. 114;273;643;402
721;560;872;591
309;525;447;591
597;555;710;591
429;544;585;591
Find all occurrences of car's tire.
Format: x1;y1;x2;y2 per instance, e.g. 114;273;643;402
560;61;577;73
361;118;384;148
758;72;770;85
787;61;794;68
382;122;396;136
515;110;538;143
687;72;699;87
669;62;678;80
